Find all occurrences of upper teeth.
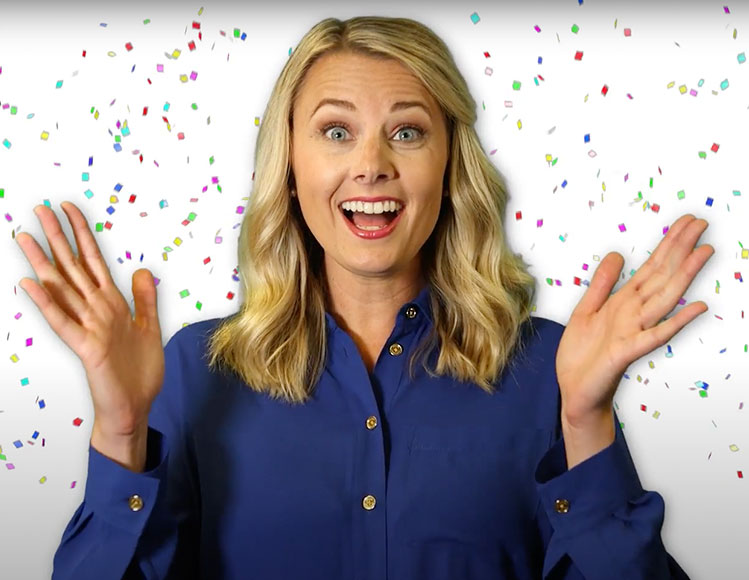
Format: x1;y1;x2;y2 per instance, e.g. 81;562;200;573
341;200;403;214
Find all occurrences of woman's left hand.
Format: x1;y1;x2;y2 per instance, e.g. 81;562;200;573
555;213;715;424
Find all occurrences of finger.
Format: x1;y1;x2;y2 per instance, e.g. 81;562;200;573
570;251;624;318
34;204;99;299
16;231;88;325
132;269;159;332
17;276;88;353
636;218;709;304
60;201;117;291
641;243;714;329
632;299;708;359
629;214;699;291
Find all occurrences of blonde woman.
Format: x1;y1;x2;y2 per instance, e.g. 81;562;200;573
17;16;710;580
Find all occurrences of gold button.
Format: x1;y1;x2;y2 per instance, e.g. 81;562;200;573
405;306;417;319
366;416;378;430
128;494;144;512
554;499;570;514
362;495;377;510
388;343;403;356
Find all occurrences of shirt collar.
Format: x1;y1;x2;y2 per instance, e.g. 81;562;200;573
325;282;433;335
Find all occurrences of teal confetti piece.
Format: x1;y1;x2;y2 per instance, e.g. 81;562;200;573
470;12;480;24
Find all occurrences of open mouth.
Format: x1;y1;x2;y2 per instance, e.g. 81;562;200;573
341;208;401;226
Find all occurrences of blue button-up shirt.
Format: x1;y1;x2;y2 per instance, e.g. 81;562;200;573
52;284;691;579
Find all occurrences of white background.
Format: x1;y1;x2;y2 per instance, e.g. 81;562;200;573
0;1;746;578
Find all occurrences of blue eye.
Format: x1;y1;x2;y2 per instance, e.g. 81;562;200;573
320;122;424;142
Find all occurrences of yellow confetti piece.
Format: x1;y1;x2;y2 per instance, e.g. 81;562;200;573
667;81;675;88
602;182;606;192
648;360;655;369
545;154;552;163
174;237;183;246
730;444;739;452
254;117;261;126
179;74;188;83
679;85;688;94
742;249;748;259
39;476;47;484
40;131;49;140
10;354;19;362
94;110;100;120
162;252;169;261
652;411;661;419
109;195;119;203
172;49;182;59
108;51;116;57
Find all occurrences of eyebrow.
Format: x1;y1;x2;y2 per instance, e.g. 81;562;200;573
311;98;432;119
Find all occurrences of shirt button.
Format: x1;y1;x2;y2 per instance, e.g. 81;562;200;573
554;499;570;514
366;416;378;430
388;343;403;356
362;495;377;510
129;494;144;512
405;306;418;319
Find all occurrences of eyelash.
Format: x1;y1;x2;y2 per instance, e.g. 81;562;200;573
320;122;425;142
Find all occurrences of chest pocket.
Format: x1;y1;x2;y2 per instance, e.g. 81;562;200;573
403;423;548;548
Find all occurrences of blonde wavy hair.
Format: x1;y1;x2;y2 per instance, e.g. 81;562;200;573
205;15;538;405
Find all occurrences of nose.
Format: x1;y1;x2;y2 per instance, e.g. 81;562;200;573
353;132;395;185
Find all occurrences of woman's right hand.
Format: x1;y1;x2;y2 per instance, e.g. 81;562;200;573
15;201;165;439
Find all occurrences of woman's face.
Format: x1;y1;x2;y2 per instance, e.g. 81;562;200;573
290;51;450;284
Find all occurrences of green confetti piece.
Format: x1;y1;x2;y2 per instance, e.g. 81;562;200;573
677;190;685;200
649;177;653;188
196;301;203;311
0;454;6;461
233;28;240;38
10;106;17;115
571;24;579;34
143;18;151;25
217;184;222;193
179;289;190;298
698;151;707;159
187;212;197;221
95;222;103;232
0;188;4;198
114;135;121;143
512;80;521;90
209;155;214;165
191;103;198;110
699;390;708;398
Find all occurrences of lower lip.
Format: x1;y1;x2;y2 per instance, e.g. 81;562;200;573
340;208;404;240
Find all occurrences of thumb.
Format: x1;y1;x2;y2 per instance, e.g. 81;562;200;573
132;268;159;331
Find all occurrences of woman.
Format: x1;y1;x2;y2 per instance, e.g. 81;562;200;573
16;15;710;580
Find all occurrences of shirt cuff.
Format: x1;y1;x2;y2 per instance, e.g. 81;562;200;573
535;421;644;538
84;426;170;536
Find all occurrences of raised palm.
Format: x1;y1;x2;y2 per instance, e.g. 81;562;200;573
15;202;164;436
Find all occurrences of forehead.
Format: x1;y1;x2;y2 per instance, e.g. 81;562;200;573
294;52;439;117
